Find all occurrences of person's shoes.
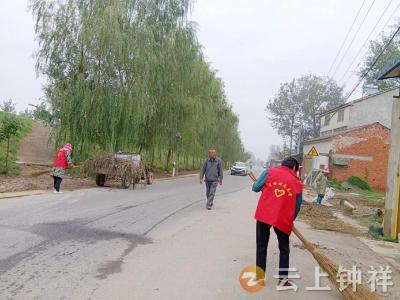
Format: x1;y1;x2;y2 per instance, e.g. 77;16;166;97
207;206;212;210
277;279;294;287
54;191;63;194
256;278;266;286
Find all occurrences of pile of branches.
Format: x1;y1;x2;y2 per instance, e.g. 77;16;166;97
84;153;143;180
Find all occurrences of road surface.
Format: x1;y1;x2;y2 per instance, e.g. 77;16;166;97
0;174;396;299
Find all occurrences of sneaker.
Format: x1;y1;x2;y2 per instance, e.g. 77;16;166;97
207;206;212;210
54;191;63;194
257;278;266;287
277;279;294;287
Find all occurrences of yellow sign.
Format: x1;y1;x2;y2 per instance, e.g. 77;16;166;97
308;146;319;156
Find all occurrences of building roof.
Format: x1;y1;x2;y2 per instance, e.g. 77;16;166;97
378;60;400;80
319;87;399;117
304;122;389;145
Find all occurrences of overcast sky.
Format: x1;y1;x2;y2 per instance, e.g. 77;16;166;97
0;0;398;159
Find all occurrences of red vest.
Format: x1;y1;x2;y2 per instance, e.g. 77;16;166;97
254;166;304;235
53;150;69;169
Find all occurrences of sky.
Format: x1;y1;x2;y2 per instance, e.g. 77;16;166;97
0;0;398;159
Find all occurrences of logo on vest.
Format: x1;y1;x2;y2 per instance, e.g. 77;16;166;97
274;189;286;198
269;182;293;197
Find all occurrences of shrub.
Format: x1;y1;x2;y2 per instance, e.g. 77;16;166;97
346;176;372;191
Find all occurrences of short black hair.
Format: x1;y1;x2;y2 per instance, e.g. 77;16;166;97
281;157;300;171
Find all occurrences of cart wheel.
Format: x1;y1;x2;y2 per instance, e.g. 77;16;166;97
146;172;154;185
121;172;132;189
96;174;106;187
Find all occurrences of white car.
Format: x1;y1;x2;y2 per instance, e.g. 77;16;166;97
230;162;248;176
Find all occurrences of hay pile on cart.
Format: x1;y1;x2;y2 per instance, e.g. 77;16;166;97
85;153;153;189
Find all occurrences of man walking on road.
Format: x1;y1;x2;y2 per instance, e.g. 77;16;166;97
200;149;223;210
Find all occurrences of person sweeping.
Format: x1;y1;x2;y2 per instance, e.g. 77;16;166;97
252;157;304;287
51;143;73;194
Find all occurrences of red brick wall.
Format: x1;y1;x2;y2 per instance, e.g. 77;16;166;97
332;123;390;192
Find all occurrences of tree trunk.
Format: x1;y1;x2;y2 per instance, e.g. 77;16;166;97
165;148;172;171
289;124;293;156
5;138;10;174
150;147;155;168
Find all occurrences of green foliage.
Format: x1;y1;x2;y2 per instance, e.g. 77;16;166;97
0;113;32;174
31;102;53;124
30;0;247;169
358;190;385;202
346;176;372;191
328;179;346;192
0;99;16;114
267;74;345;153
0;114;22;140
359;22;400;91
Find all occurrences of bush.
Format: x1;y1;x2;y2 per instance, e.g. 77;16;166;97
328;179;345;191
346;176;372;191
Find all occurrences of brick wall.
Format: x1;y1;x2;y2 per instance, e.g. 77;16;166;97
332;123;390;192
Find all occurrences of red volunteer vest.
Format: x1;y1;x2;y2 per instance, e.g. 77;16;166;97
254;166;304;235
53;150;69;169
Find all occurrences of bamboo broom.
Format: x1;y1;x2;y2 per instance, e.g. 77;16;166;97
28;165;79;177
248;171;379;300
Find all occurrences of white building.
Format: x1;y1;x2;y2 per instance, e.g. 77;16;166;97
319;88;397;137
303;88;397;171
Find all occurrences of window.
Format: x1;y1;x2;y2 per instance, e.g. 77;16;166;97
323;115;330;126
320;130;332;136
337;109;345;123
333;126;347;133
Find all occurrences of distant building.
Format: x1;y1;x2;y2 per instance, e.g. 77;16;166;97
303;88;396;191
319;88;397;137
303;123;390;191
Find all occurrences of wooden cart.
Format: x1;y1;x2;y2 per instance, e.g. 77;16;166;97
87;153;153;189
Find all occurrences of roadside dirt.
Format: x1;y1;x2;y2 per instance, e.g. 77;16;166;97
0;165;95;193
298;201;366;236
0;164;199;193
299;187;386;239
16;122;55;165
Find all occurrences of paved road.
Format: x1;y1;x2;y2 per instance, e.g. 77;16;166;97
0;174;249;299
2;174;397;300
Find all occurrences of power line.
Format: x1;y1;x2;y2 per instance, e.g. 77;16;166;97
345;23;400;100
339;0;398;84
327;0;366;76
331;0;376;78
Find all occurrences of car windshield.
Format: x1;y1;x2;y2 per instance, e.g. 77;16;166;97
234;162;246;167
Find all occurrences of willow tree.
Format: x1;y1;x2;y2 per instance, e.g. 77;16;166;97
31;0;248;169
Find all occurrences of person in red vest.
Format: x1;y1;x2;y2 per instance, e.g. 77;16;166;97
51;143;73;194
252;157;304;288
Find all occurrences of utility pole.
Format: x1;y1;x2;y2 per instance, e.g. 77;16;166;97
378;63;400;240
383;98;400;239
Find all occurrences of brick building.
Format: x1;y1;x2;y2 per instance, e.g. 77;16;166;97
303;123;390;191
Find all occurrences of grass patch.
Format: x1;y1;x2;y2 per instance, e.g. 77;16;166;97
328;179;346;192
346;176;372;191
358;190;385;202
0;112;33;175
359;214;383;228
369;233;399;243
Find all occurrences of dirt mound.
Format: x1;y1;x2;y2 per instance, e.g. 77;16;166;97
17;122;55;165
299;202;365;236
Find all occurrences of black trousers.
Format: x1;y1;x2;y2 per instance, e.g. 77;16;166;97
256;221;290;279
53;176;63;192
